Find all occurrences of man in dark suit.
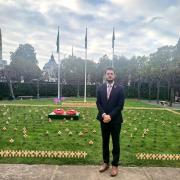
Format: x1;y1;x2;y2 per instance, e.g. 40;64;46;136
96;67;125;177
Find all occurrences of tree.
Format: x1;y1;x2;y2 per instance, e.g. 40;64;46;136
142;61;154;102
1;66;15;99
128;56;148;99
96;55;111;83
8;44;41;82
149;46;173;103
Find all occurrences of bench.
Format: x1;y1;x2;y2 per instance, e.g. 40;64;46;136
160;101;168;106
18;96;33;100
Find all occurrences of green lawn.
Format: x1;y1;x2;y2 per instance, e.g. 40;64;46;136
0;97;96;105
0;103;179;167
0;98;161;108
175;110;180;113
124;99;161;108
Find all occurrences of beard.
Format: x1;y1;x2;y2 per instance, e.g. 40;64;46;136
107;79;114;83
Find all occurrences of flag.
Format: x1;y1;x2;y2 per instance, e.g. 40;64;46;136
56;27;60;53
85;27;87;49
112;27;115;49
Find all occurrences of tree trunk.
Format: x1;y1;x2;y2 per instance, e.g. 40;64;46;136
167;81;170;101
148;82;152;102
169;86;174;107
138;81;141;99
77;79;80;97
8;79;15;100
37;80;40;99
156;81;160;104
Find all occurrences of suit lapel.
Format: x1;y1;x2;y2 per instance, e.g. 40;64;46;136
102;83;108;102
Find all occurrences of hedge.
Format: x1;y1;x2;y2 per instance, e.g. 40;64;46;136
0;82;169;100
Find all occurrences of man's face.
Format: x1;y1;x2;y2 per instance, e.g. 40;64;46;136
105;70;115;83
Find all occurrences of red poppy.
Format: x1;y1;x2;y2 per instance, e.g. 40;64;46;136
53;109;65;115
66;109;77;115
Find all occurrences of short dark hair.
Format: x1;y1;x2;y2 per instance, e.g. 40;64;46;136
104;67;116;74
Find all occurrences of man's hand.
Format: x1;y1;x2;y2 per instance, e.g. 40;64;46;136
103;114;111;123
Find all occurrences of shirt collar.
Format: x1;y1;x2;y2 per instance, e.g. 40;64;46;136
106;81;114;87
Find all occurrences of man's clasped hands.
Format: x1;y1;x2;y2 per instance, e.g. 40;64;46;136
102;113;111;123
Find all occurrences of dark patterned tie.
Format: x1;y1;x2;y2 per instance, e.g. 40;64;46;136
107;84;112;99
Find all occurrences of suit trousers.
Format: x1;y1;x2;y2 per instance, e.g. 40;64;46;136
100;120;122;166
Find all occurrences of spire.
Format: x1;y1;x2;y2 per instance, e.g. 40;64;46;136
51;52;54;60
49;52;57;64
0;28;2;60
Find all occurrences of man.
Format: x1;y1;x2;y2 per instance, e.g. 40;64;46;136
96;67;125;177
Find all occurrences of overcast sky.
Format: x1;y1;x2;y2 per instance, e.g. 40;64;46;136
0;0;180;69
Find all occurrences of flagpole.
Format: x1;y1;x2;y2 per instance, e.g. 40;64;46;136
84;27;87;102
84;46;87;102
57;26;60;99
58;49;60;99
112;27;115;68
112;45;114;68
72;46;74;58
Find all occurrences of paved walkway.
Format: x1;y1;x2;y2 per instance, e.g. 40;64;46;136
0;164;179;180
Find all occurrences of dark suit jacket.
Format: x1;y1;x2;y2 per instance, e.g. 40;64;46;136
96;82;125;123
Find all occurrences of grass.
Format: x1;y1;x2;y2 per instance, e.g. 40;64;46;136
0;101;179;167
0;98;161;108
0;97;96;105
174;110;180;113
124;99;161;108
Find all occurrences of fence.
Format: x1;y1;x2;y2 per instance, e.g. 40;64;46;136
0;82;171;100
